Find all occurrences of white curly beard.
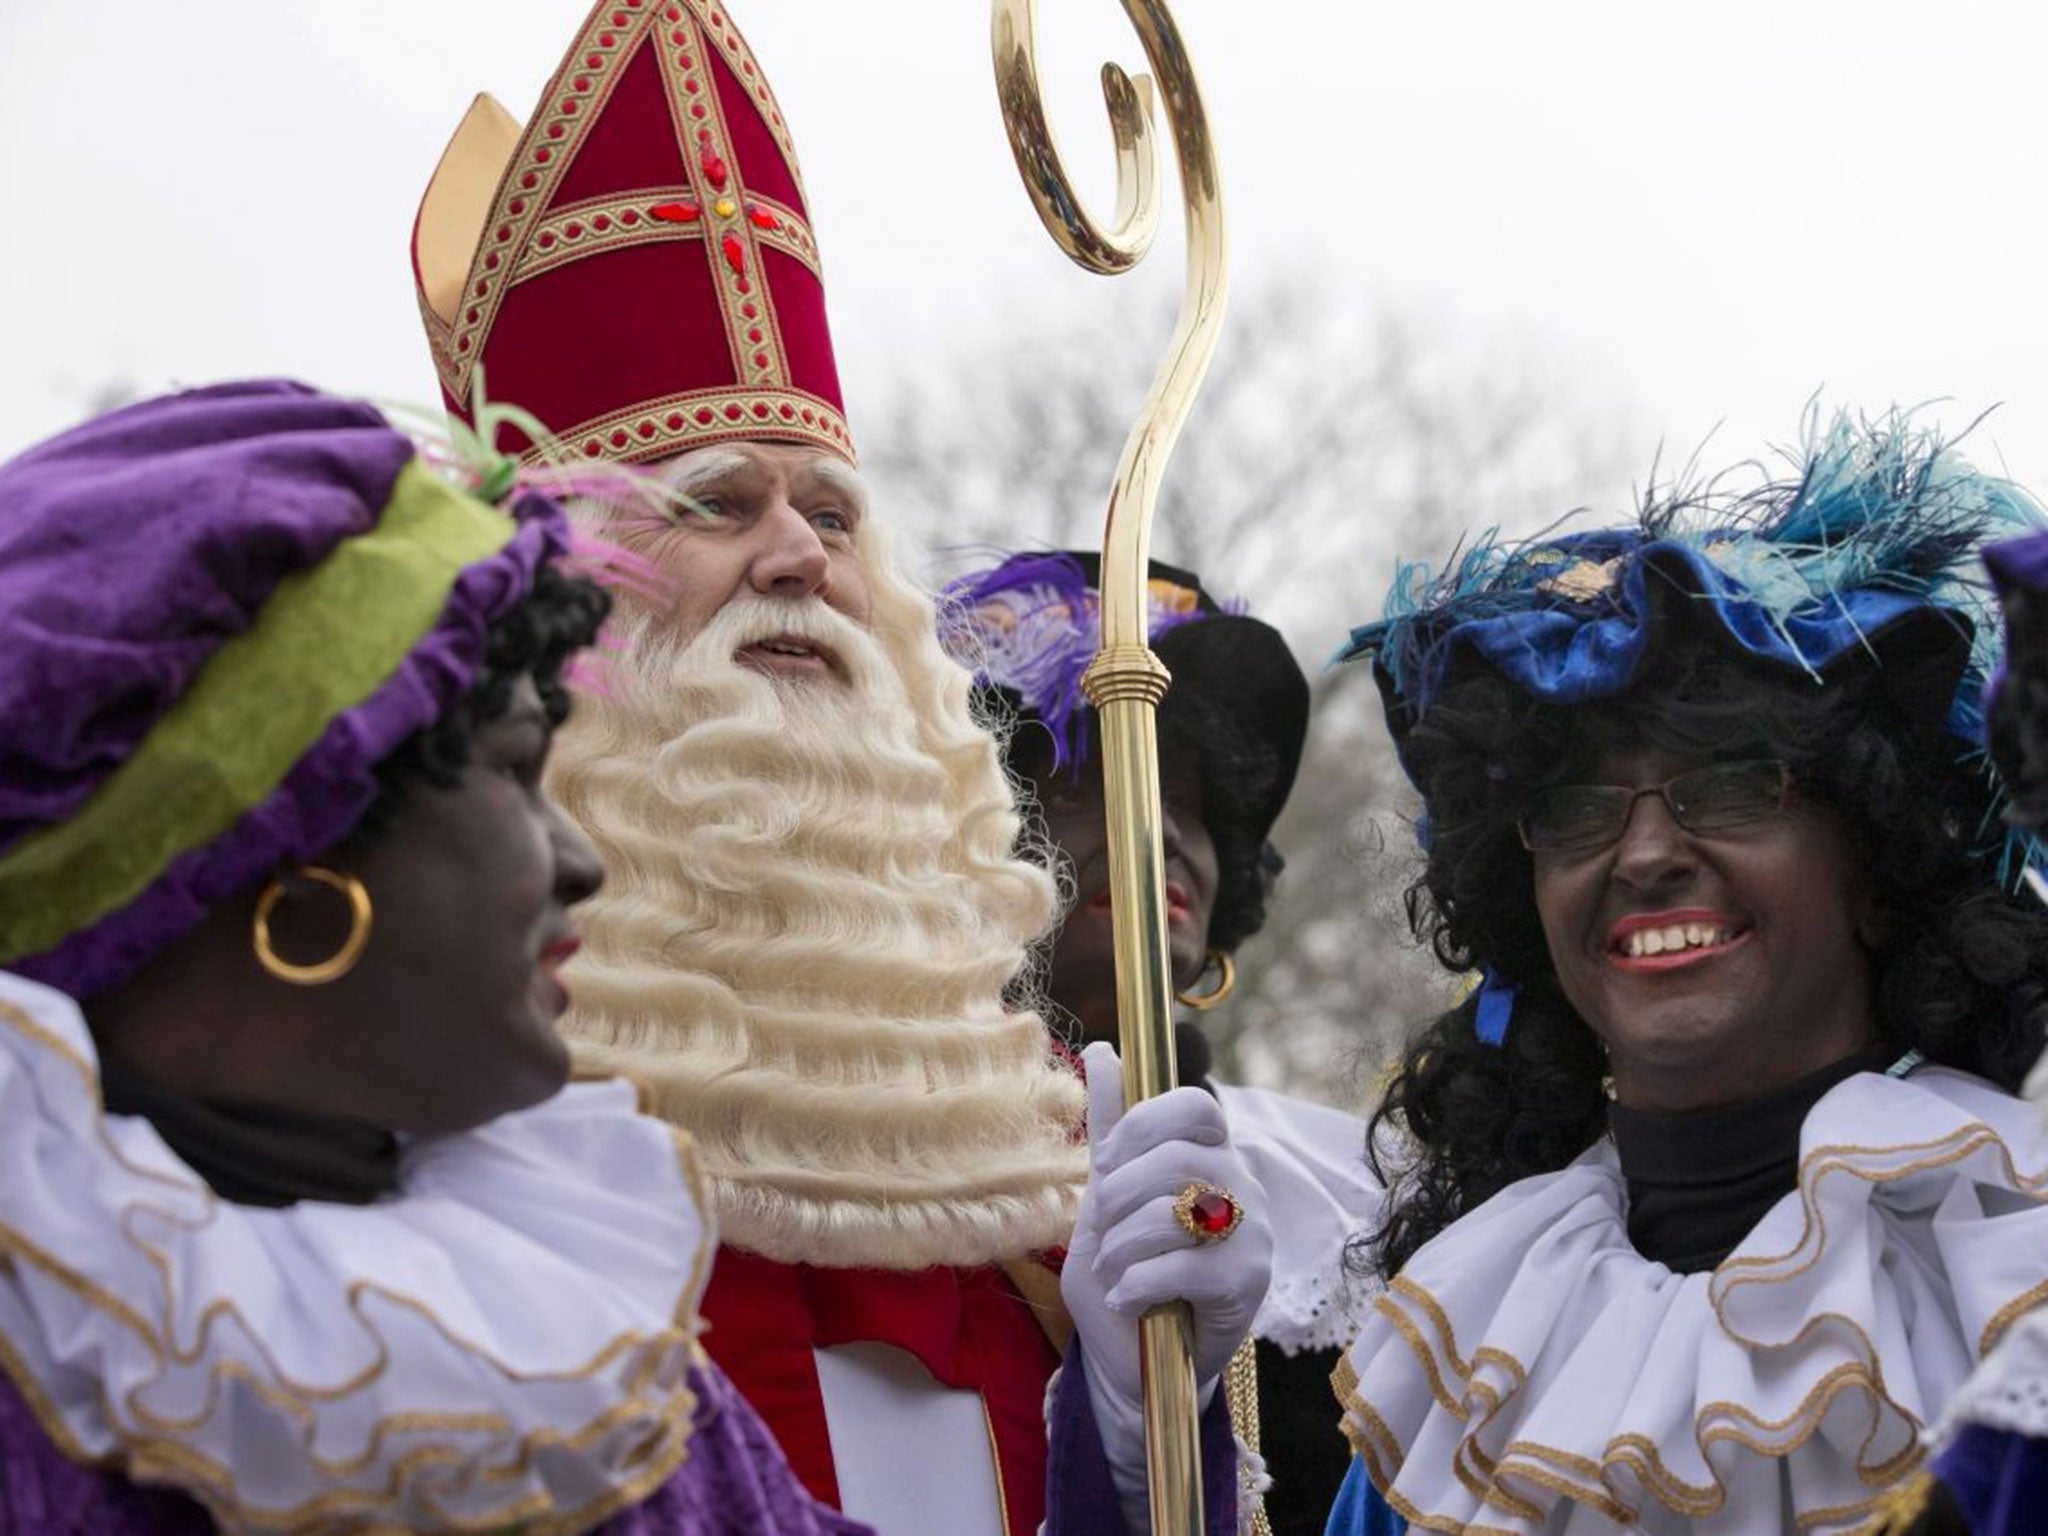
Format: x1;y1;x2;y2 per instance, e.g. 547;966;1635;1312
547;563;1086;1271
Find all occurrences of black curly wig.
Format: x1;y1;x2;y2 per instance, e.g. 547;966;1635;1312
354;563;611;835
1989;585;2048;832
1365;620;2048;1279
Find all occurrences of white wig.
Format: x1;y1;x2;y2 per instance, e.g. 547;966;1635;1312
548;514;1087;1269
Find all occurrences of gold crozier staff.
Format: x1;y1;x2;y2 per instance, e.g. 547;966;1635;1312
991;3;1229;1533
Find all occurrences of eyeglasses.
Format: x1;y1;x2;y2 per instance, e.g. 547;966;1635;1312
1518;759;1793;854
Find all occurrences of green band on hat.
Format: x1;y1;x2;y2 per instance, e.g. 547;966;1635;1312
0;459;518;963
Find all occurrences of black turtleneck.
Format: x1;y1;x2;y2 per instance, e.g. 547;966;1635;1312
1607;1047;1896;1274
99;1057;400;1209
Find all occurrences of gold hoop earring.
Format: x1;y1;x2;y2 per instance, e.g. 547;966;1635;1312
253;867;373;986
1175;949;1237;1012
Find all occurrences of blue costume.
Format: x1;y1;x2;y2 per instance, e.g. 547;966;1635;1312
1324;414;2048;1535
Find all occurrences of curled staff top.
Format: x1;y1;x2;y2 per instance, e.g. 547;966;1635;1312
0;380;572;998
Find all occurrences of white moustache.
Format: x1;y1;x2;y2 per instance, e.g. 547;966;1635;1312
624;594;879;695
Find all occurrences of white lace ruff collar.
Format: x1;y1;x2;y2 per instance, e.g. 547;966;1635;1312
1336;1066;2048;1534
1213;1083;1384;1355
0;970;715;1534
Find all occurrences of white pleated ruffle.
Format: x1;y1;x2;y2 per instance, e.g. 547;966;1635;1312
0;969;715;1534
1335;1067;2048;1534
1214;1083;1383;1356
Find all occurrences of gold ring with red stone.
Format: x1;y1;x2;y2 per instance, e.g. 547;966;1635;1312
1172;1181;1243;1243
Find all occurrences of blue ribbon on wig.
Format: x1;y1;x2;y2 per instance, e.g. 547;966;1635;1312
1473;969;1518;1047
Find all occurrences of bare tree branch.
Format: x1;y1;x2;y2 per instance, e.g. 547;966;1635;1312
864;274;1635;1108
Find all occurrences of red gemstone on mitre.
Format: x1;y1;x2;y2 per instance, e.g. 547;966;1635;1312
414;0;853;471
1188;1190;1235;1234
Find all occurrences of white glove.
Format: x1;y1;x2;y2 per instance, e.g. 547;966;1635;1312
1062;1041;1273;1532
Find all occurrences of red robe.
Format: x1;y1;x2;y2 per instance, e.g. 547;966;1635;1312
700;1247;1067;1536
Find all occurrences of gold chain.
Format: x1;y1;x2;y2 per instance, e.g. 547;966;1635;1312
1223;1337;1272;1536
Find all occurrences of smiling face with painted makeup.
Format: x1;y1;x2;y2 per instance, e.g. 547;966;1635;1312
1528;732;1883;1114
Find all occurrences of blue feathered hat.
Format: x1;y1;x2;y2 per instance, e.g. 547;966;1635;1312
1343;411;2044;806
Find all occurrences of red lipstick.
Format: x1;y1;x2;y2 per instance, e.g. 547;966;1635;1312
1605;908;1750;973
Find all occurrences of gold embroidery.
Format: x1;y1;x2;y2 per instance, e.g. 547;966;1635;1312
0;995;714;1533
1492;1459;1636;1526
748;192;822;278
1372;1291;1469;1421
562;386;854;468
1326;1101;2048;1533
977;1393;1015;1536
508;187;706;287
437;3;651;404
681;0;810;207
1389;1274;1476;1379
1979;1272;2048;1355
655;14;789;393
427;1;850;468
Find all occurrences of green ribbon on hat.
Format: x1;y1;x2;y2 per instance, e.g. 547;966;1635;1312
0;458;518;965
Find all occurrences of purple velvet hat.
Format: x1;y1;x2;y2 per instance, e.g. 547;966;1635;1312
940;549;1310;847
0;380;571;997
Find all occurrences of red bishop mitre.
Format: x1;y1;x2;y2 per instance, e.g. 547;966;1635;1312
412;0;854;466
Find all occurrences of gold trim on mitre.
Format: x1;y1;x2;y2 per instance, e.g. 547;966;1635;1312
417;93;523;331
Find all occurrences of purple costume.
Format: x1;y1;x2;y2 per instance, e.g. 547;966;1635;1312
0;383;1228;1536
0;1367;868;1536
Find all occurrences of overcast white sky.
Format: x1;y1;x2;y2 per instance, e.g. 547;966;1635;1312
7;1;2048;513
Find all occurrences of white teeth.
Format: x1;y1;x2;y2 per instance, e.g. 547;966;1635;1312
1622;924;1734;958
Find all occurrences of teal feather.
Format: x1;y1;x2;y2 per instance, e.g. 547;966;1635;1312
1342;407;2048;888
